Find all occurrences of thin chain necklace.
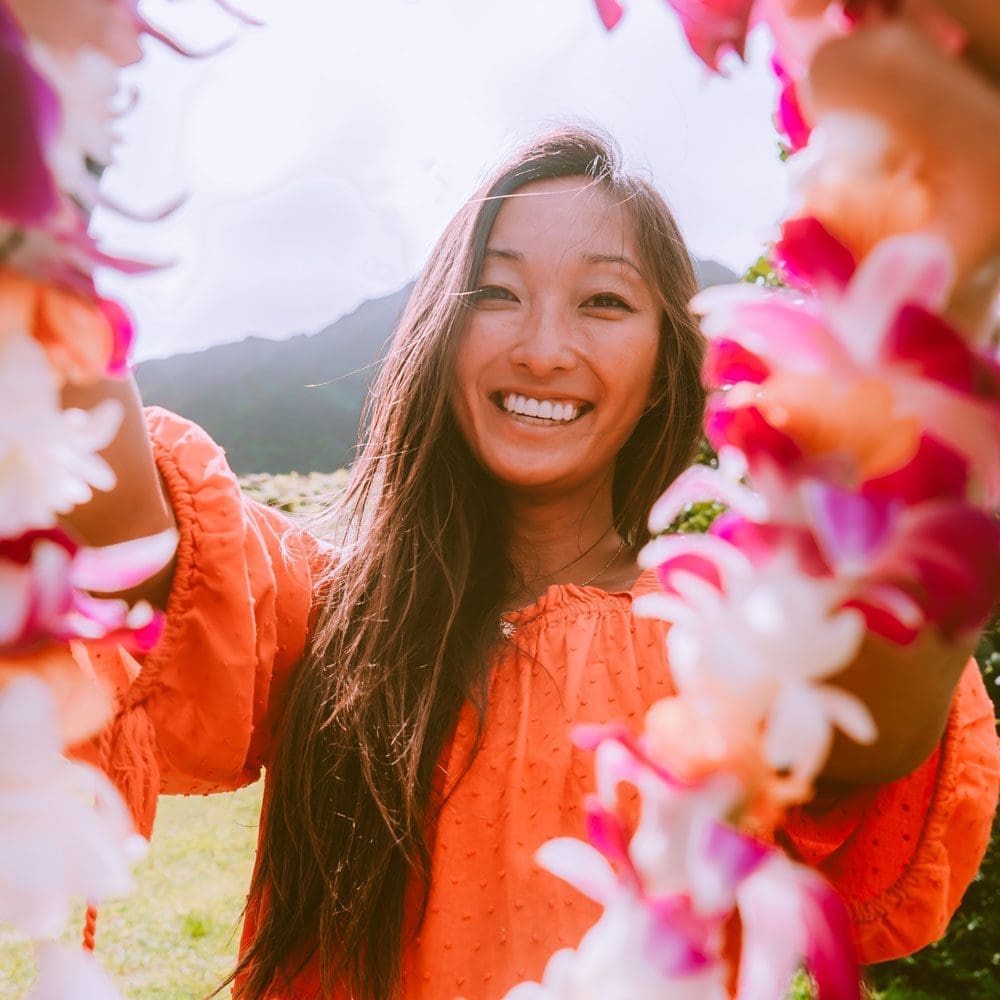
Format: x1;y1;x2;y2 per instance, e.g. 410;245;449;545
500;535;627;637
579;536;627;587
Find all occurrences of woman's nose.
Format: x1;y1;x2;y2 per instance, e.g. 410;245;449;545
508;302;578;375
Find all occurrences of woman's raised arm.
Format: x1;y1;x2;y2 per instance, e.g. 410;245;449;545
60;374;178;609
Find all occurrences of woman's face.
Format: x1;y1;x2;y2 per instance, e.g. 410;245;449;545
451;176;661;500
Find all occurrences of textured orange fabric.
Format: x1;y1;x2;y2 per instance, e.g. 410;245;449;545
132;408;998;999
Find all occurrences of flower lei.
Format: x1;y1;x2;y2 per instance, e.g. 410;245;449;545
503;2;1000;997
0;2;253;996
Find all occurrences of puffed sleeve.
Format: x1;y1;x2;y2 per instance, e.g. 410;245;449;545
777;659;1000;964
128;406;325;796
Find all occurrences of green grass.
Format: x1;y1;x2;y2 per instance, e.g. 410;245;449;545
0;783;263;999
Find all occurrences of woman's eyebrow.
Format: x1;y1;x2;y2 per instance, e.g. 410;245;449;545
584;252;644;276
484;247;523;262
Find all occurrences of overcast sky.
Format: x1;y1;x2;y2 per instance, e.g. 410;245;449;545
94;0;788;361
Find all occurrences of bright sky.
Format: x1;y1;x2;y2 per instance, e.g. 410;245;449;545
95;0;789;361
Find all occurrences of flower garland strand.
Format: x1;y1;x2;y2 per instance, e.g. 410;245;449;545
503;2;1000;996
0;2;252;996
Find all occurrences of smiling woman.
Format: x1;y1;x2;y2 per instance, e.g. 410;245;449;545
59;125;999;1000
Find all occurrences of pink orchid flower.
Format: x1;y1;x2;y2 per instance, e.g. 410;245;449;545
806;435;1000;642
27;42;123;215
672;402;998;644
0;1;60;226
695;225;1000;503
0;330;123;535
0;676;146;939
636;532;875;786
0;267;134;384
510;726;860;998
735;851;859;1000
0;526;176;654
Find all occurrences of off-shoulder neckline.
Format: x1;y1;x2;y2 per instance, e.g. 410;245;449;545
500;565;660;627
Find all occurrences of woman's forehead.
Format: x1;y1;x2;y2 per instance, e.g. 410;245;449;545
486;177;637;262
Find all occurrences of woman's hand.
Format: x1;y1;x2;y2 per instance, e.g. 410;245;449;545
60;375;177;609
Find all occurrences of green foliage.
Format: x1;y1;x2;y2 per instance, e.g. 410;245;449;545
743;253;784;287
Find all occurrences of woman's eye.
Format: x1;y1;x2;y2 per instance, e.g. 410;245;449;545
583;293;634;311
472;285;518;305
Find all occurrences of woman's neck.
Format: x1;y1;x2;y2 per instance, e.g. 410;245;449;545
502;485;635;610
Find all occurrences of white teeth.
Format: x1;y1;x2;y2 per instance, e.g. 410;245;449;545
500;394;582;423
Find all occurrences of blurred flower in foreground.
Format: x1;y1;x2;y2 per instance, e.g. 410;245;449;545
796;21;1000;282
0;330;121;536
695;226;1000;503
636;533;874;787
0;268;133;382
0;675;146;939
0;526;176;654
0;0;60;226
27;940;126;1000
504;727;859;999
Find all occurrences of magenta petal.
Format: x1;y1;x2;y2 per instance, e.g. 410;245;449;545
666;0;756;71
775;218;856;294
594;0;626;30
0;6;61;224
584;796;641;890
737;862;860;1000
99;298;135;378
645;895;719;976
707;404;804;472
123;610;164;652
843;590;922;646
0;528;78;565
704;338;770;388
884;303;1000;399
656;552;724;595
704;822;771;885
902;504;1000;637
807;483;895;570
862;434;968;504
774;79;811;154
710;514;830;576
799;876;861;1000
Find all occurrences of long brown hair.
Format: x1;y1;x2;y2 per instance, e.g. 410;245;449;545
232;125;707;999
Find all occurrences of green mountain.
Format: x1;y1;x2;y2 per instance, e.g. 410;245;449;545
137;285;413;474
136;259;738;475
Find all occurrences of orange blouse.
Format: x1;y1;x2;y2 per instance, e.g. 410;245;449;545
80;408;1000;999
